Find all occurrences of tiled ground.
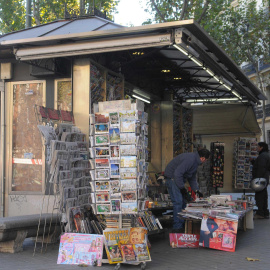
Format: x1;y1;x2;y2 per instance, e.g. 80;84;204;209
0;189;269;270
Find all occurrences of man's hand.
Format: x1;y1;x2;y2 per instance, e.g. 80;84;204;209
196;190;204;198
180;188;188;197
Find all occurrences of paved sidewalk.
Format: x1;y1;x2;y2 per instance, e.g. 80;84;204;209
0;217;269;270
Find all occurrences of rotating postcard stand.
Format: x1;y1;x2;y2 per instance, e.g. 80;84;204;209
89;100;151;269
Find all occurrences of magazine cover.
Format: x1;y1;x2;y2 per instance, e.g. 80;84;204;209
169;233;200;248
110;145;120;159
133;244;151;261
95;112;109;123
103;227;150;264
199;214;238;252
95;123;109;134
110;163;120;178
120;168;137;179
120;156;137;168
120;144;137;156
95;134;109;145
109;128;120;143
120;245;136;262
57;233;103;266
95;147;110;157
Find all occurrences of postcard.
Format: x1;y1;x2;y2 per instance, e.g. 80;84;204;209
109;112;119;125
96;204;111;214
95;123;109;134
96;193;110;203
95;181;110;192
110;163;120;178
121;179;137;191
120;168;137;179
121;191;137;202
95;158;110;169
120;145;137;156
95;169;110;180
120;156;137;168
110;145;120;159
95;147;110;157
111;199;121;213
109;128;120;144
95;112;109;123
120;133;136;145
95;134;109;145
121;202;137;214
110;180;120;193
137;160;145;172
120;120;136;133
119;110;136;121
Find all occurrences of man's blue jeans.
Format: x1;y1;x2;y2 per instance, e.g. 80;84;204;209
166;178;186;229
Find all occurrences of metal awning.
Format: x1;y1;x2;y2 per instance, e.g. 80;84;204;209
0;18;266;104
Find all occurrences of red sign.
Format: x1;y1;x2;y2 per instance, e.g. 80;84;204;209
169;233;200;248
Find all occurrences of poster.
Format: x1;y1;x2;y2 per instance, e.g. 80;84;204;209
199;214;238;252
57;233;103;266
103;227;150;264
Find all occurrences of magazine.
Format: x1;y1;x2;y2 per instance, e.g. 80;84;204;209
57;233;103;266
120;244;136;262
133;244;151;261
103;227;150;264
169;233;200;248
109;128;120;143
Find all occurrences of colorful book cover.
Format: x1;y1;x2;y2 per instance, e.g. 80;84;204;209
57;233;103;266
169;233;200;248
133;244;151;261
120;244;136;262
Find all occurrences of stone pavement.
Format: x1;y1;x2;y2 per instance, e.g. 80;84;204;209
0;217;269;270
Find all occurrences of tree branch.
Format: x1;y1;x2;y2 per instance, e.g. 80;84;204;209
197;0;209;24
150;0;165;22
179;0;188;20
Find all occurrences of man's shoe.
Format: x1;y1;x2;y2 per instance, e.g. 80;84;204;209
172;228;185;233
253;214;265;219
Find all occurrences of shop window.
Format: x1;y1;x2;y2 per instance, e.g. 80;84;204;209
55;79;72;111
11;82;45;192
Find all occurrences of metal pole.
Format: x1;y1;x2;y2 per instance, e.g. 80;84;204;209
25;0;32;29
0;80;5;217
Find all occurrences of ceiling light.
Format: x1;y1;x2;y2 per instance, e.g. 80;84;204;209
213;75;220;82
205;68;215;77
173;44;189;56
189;56;203;67
185;97;241;103
232;90;242;99
174;77;182;80
161;70;170;73
223;84;232;91
132;94;151;104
